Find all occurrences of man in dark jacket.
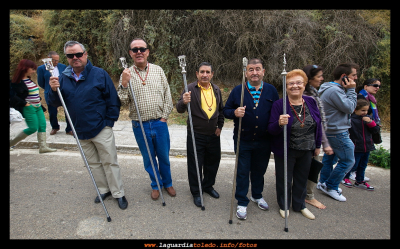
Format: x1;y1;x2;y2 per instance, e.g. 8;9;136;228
176;62;224;207
223;58;279;220
47;41;127;210
37;51;70;135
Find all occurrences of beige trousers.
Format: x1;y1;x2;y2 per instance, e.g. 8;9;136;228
79;126;124;198
306;179;316;200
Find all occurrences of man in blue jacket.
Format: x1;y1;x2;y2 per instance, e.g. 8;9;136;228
37;51;71;135
223;58;279;220
47;41;127;210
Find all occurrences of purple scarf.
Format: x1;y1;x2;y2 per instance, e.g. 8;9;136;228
360;89;380;125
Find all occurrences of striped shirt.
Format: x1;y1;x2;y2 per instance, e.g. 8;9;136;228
23;78;41;107
247;81;263;105
117;63;173;121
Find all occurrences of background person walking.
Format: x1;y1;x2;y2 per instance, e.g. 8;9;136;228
317;63;358;202
37;51;71;135
302;64;333;210
342;98;379;190
10;59;57;153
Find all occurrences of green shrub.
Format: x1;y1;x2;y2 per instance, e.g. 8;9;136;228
369;146;390;169
9;11;48;78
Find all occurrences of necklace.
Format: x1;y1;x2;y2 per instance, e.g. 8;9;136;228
245;82;263;108
199;82;214;111
133;63;149;85
289;98;306;128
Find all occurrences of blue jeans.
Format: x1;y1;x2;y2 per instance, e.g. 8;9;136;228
319;131;355;191
233;138;271;206
345;152;370;182
132;119;172;190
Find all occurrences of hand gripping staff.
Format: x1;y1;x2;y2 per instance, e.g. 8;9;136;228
41;58;112;222
281;53;289;232
178;55;205;211
229;57;248;224
119;57;166;206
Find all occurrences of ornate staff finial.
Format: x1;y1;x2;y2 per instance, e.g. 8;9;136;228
119;57;128;69
178;55;187;74
242;57;248;71
42;58;54;75
281;53;287;75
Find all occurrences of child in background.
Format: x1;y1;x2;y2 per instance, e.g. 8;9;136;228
342;98;380;190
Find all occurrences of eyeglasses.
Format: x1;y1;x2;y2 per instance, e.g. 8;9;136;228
130;47;148;53
367;84;381;88
287;81;304;86
66;52;85;59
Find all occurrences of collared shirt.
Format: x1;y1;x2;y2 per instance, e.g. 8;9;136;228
118;63;173;121
71;68;83;82
198;82;216;119
52;66;59;77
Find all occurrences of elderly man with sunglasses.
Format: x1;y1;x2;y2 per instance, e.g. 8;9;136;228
118;38;175;201
48;40;128;210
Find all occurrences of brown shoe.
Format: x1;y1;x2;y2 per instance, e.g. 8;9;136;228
165;186;176;197
50;129;59;135
66;131;74;136
151;189;159;200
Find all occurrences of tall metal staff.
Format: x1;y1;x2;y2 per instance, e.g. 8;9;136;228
42;58;112;222
178;55;205;211
119;57;166;206
229;57;248;224
281;53;289;232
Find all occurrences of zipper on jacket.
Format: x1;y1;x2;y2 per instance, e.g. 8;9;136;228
362;120;366;152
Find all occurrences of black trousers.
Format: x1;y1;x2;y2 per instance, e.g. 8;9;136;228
187;131;221;197
275;148;312;211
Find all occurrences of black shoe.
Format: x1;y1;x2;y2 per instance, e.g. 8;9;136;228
204;189;220;199
94;192;111;203
117;196;128;210
193;196;202;207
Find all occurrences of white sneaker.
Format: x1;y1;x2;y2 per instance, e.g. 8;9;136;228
318;182;342;193
236;205;247;220
316;181;323;190
320;183;347;202
250;196;269;210
349;171;370;182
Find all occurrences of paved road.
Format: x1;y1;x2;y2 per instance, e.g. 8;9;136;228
10;148;390;240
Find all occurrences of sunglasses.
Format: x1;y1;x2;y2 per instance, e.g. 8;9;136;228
130;47;148;53
66;52;85;59
367;84;381;88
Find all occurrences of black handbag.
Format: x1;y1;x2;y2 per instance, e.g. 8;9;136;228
308;157;324;183
372;126;382;144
